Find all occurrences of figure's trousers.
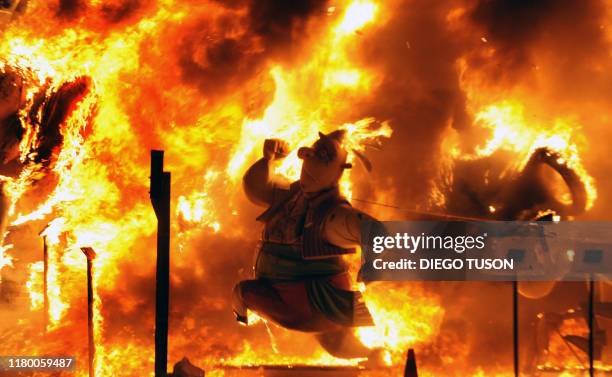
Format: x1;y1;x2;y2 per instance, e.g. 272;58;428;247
232;276;371;358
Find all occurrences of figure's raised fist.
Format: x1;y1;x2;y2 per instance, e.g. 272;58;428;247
263;139;290;161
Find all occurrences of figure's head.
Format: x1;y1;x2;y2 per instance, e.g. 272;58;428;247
297;130;351;193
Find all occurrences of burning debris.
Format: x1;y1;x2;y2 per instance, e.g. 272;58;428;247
170;357;206;377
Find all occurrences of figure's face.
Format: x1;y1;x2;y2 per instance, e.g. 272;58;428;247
298;136;347;193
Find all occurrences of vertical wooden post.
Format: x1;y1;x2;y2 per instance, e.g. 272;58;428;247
150;150;171;377
81;247;96;377
43;236;49;330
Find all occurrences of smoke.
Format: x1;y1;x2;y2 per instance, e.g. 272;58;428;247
177;0;328;99
245;0;328;50
56;0;155;24
469;0;610;90
467;0;612;219
471;0;568;76
351;0;612;214
99;0;144;23
352;0;469;207
56;0;82;19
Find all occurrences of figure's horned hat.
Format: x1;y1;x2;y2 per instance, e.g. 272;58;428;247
316;130;351;169
317;129;372;172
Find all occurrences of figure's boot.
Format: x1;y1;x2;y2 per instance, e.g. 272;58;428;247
232;283;248;325
564;332;606;360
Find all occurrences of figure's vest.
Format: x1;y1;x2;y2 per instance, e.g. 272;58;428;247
256;182;356;259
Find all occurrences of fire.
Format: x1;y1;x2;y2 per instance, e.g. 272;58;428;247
26;260;44;309
338;1;378;34
36;218;72;327
226;0;386;189
0;0;604;376
469;101;597;209
0;244;13;278
356;282;444;359
441;98;598;214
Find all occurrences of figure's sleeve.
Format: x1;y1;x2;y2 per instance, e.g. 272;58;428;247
255;181;294;223
243;158;290;206
322;204;378;249
270;182;291;204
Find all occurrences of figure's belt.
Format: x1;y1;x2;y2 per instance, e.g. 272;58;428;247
255;242;347;281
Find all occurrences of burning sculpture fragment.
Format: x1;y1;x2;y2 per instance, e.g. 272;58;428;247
443;147;589;222
0;63;93;241
233;130;387;365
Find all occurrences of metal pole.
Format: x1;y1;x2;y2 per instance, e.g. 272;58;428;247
39;225;50;332
588;277;595;377
80;247;96;377
150;150;171;377
43;236;49;330
513;280;519;377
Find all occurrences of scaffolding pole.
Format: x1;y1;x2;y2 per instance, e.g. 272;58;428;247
81;247;96;377
38;225;51;332
150;150;171;377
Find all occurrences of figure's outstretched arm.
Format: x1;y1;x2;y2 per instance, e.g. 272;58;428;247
242;139;290;206
322;204;380;249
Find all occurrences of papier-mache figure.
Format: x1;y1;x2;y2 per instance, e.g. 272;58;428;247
233;130;386;363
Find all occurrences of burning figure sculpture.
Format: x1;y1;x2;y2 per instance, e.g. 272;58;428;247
233;130;384;362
